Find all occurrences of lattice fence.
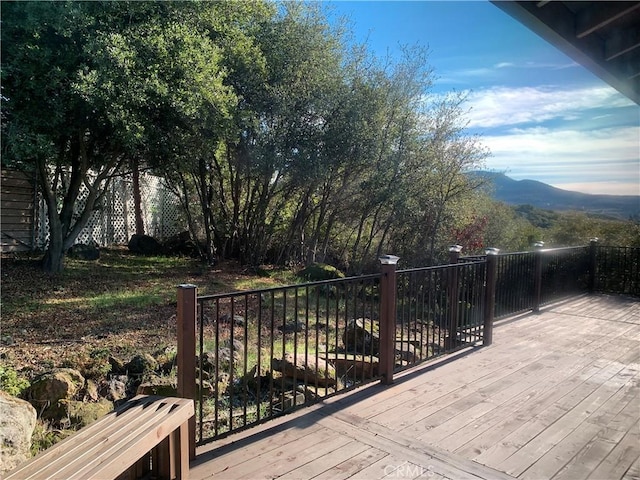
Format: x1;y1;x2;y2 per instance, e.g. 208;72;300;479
35;173;185;249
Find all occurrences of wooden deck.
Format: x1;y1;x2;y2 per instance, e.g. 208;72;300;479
191;294;640;480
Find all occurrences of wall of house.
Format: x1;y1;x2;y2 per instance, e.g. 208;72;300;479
1;169;36;253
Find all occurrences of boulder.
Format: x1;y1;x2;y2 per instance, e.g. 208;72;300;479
163;231;202;257
125;353;158;376
154;346;177;373
278;321;306;333
82;379;100;402
342;318;380;355
67;243;100;261
0;391;37;474
127;234;164;256
98;376;128;402
219;314;245;327
108;355;126;375
136;376;177;397
26;368;85;408
271;353;338;387
199;339;244;373
220;338;244;355
136;376;217;398
57;399;114;428
323;353;379;379
395;341;421;363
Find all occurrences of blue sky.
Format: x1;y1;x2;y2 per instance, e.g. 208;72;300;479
325;1;640;196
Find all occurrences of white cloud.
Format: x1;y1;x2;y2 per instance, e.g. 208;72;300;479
551;181;639;196
482;125;640;196
463;85;635;128
485;126;639;161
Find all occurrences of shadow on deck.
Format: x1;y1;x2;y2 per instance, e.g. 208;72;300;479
190;294;640;480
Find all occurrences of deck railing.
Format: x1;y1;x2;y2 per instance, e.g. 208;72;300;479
176;242;639;452
593;245;640;296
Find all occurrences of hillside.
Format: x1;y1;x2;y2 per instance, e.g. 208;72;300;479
470;171;639;220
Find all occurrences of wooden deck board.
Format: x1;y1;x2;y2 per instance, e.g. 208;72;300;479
190;294;639;480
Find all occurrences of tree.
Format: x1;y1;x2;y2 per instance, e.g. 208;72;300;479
2;2;236;271
2;2;127;272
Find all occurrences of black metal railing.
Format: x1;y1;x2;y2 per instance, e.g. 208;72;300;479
194;274;381;443
176;243;639;450
494;252;536;318
539;246;590;306
395;261;486;372
594;246;640;296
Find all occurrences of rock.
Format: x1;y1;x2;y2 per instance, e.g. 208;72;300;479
98;376;128;401
59;399;114;428
272;391;307;413
126;353;158;376
154;346;177;373
163;231;202;257
278;321;306;333
220;338;244;355
342;318;380;355
136;376;178;397
139;375;217;398
219;314;245;327
200;348;237;372
271;353;338;387
395;342;421;363
323;353;379;379
82;379;100;402
0;391;37;474
108;355;126;375
238;365;259;391
26;368;85;408
274;377;337;399
67;243;100;261
127;234;164;256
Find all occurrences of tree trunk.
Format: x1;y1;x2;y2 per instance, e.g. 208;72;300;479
132;158;145;235
41;243;64;273
41;218;65;274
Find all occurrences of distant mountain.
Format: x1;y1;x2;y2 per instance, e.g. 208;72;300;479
469;171;639;220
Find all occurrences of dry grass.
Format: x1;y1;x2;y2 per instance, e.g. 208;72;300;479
0;247;295;379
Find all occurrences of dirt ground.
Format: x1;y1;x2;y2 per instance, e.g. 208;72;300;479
0;248;280;379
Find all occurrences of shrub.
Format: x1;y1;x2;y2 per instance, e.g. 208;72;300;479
297;263;345;282
0;365;30;396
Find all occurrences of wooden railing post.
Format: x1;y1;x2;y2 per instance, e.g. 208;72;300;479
177;284;197;461
447;245;462;350
379;255;399;385
589;237;599;293
533;241;544;313
483;248;499;346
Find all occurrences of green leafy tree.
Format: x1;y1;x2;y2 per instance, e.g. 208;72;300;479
2;2;236;271
2;2;128;272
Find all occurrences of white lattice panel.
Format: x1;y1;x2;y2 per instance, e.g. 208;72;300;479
36;172;185;249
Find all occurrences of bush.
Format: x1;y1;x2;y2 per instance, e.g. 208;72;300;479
0;365;30;396
297;263;345;282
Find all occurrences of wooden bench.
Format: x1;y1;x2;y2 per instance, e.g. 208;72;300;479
6;395;194;480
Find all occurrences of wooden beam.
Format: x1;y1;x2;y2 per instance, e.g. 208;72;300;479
605;26;640;60
576;2;640;39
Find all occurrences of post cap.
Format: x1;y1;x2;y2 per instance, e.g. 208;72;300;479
177;284;197;289
485;247;500;255
378;255;400;265
449;244;463;253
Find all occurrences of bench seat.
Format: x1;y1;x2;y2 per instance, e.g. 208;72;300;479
6;395;194;480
